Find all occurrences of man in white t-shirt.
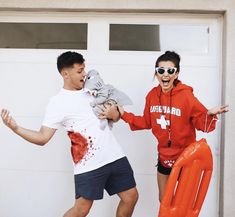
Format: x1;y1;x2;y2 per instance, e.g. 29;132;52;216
1;51;138;217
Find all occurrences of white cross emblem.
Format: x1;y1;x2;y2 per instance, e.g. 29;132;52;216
157;115;170;129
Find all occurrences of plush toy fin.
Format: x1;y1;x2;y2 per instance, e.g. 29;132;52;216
111;88;133;106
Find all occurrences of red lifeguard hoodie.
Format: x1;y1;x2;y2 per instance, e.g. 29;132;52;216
122;81;217;168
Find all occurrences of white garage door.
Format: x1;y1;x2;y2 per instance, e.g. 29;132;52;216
0;12;223;217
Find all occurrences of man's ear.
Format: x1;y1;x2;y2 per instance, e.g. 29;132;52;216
61;69;69;78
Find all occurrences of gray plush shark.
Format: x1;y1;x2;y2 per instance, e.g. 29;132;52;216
84;69;132;130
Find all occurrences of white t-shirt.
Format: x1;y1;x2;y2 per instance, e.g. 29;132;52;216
42;88;125;175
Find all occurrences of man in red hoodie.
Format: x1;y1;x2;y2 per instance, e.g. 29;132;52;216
100;51;228;202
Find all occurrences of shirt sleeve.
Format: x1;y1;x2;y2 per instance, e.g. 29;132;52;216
121;95;151;131
42;99;63;129
190;94;217;132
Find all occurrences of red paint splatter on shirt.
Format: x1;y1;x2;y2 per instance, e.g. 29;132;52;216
67;131;89;164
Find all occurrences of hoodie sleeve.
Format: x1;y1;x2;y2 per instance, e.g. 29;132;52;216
121;94;151;131
190;94;217;132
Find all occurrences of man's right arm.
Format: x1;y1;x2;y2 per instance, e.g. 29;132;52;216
1;109;56;146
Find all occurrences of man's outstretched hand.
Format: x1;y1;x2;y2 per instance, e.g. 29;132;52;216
1;109;18;132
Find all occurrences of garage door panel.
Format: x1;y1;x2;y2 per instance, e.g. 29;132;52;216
0;62;61;116
0;12;222;217
0;117;72;172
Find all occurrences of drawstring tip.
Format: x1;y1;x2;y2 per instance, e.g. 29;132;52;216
168;140;171;147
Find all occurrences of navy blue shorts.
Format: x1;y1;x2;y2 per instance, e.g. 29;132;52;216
74;157;136;200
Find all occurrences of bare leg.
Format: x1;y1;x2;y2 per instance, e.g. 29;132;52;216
157;172;169;202
63;197;93;217
116;187;138;217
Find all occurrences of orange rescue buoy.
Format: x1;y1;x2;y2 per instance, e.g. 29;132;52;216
158;138;213;217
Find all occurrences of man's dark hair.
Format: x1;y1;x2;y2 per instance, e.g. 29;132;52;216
155;51;181;72
57;51;85;73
